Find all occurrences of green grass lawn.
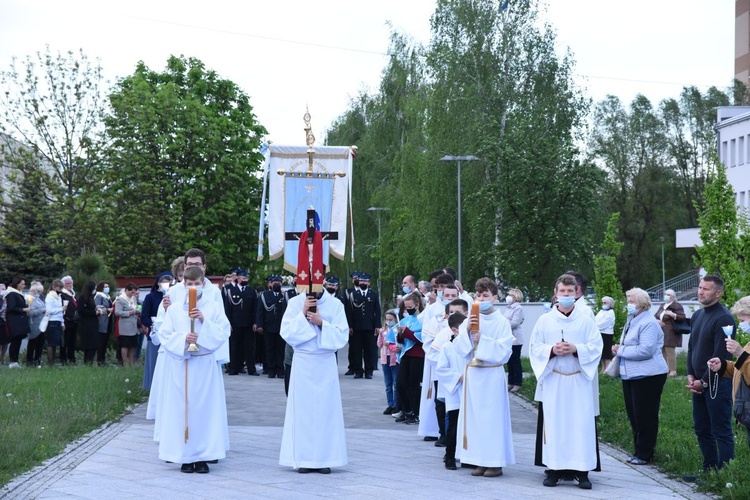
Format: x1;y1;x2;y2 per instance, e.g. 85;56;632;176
520;354;750;499
0;363;145;488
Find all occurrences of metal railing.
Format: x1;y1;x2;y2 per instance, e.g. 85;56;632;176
646;269;700;299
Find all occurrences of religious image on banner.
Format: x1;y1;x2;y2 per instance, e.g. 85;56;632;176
256;111;356;276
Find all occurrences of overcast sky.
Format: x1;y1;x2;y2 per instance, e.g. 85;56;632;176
0;0;735;145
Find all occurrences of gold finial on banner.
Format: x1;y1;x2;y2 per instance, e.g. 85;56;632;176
303;106;315;174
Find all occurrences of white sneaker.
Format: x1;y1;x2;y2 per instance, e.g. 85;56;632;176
392;411;403;419
8;362;20;369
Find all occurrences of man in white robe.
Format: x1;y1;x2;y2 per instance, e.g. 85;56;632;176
279;291;349;473
530;273;602;490
454;278;515;478
154;265;230;474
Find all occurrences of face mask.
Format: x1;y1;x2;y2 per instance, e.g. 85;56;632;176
557;296;575;308
103;287;110;295
739;321;750;333
192;287;203;300
664;295;671;302
505;296;513;304
478;300;493;312
272;283;281;293
441;299;451;306
326;287;337;295
601;305;610;311
386;320;396;327
406;307;417;316
160;283;170;292
353;280;360;287
239;280;248;286
402;285;411;294
436;290;444;300
627;304;638;315
359;283;368;291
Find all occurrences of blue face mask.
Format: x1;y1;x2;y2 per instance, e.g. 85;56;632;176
740;321;750;333
386;320;396;327
402;285;411;294
437;290;444;300
103;287;110;295
627;304;638;315
601;305;610;311
441;299;451;306
478;300;493;312
557;296;575;308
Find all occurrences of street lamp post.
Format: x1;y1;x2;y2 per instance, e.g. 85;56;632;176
367;207;390;300
660;236;666;297
439;155;479;284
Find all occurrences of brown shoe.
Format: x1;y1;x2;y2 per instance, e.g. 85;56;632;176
471;466;488;476
483;467;503;477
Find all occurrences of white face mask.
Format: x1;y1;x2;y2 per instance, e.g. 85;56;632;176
505;296;513;304
160;283;170;292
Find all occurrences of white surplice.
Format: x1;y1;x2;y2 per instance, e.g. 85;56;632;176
418;310;447;437
529;304;602;471
153;294;230;464
435;335;471;411
279;292;349;469
454;308;515;467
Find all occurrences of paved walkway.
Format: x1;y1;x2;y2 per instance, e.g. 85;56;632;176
2;348;707;499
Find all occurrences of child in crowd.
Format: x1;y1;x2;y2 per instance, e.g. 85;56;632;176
377;310;400;415
436;312;469;470
395;292;425;425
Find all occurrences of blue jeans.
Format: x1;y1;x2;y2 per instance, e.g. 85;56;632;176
507;345;523;387
382;361;399;409
692;376;734;469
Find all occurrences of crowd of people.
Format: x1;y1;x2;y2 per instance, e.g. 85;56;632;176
4;251;750;489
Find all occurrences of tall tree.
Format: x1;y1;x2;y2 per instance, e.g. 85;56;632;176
592;213;627;337
103;56;267;275
694;157;741;306
0;47;108;267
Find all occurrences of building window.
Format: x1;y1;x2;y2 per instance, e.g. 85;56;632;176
741;191;746;211
741;136;746;165
731;139;737;166
722;141;728;164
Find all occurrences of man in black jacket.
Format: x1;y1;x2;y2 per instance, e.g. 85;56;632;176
226;269;259;376
256;275;288;378
349;272;381;379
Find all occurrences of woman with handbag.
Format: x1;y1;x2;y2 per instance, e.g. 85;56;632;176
612;288;668;465
5;277;31;368
26;281;47;366
654;289;685;377
708;295;750;446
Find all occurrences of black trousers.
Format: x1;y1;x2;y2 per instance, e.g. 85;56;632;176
9;335;26;363
62;323;77;363
264;331;286;376
446;409;459;461
397;355;424;415
229;326;256;373
26;335;44;364
255;332;266;367
622;373;667;461
434;380;446;437
97;331;110;365
284;363;292;396
350;329;376;375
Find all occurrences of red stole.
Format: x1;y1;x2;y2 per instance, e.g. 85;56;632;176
296;230;324;294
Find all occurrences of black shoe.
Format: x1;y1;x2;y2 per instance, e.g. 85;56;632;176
383;406;394;415
395;414;407;423
181;463;195;473
248;371;259;376
423;436;438;442
435;437;446;447
461;463;477;469
365;373;373;379
576;474;592;489
345;370;355;376
353;373;363;379
405;416;418;425
194;461;209;474
207;460;218;464
268;373;277;379
445;458;457;470
298;468;314;474
227;370;239;375
543;473;559;487
682;474;700;483
318;467;331;474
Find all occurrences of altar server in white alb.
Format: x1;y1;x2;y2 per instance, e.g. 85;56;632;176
155;265;230;474
454;277;515;478
530;273;602;490
279;288;349;474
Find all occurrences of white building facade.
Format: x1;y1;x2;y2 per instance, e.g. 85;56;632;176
676;106;750;248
